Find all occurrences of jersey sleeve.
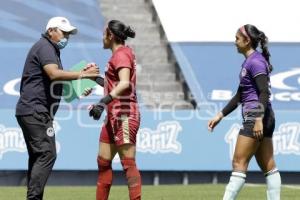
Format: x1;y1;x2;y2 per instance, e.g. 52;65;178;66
38;45;59;67
221;86;241;117
248;58;268;78
112;51;132;71
254;74;270;114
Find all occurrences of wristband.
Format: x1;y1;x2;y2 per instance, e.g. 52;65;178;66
100;94;113;105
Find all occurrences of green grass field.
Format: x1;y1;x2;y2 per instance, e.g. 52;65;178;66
0;184;299;200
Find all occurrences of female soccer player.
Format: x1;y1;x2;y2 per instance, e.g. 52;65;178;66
208;24;281;200
88;20;141;200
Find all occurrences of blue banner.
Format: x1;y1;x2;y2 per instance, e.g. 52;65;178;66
1;109;300;171
171;42;300;111
0;0;109;109
1;0;300;172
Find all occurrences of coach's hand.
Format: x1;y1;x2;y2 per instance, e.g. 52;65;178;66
80;63;99;79
89;103;105;120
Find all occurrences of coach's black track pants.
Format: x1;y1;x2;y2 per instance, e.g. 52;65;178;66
16;112;56;200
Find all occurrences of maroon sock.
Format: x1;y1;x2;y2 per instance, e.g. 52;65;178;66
121;157;142;200
96;156;112;200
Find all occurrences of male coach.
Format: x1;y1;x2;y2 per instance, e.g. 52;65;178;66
15;16;99;200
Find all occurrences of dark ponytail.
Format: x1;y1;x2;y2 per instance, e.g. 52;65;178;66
108;20;135;43
244;24;273;72
258;31;273;72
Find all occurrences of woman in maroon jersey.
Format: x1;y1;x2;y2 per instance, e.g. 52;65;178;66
88;20;141;200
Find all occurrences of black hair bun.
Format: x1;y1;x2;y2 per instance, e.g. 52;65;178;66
124;26;135;38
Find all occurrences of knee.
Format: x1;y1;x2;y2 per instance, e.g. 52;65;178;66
120;157;140;176
45;150;57;163
97;156;113;185
121;157;136;171
232;156;249;171
37;150;56;168
121;158;141;187
260;159;276;173
97;156;112;171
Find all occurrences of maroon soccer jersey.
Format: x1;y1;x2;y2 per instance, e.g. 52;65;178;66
104;46;139;118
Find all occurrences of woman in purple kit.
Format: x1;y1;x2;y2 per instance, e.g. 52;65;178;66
208;24;281;200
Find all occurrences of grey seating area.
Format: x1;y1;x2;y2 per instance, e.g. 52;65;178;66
99;0;195;110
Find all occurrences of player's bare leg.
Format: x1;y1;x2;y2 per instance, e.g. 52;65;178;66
223;135;259;200
96;142;117;200
99;142;117;160
232;135;259;171
118;143;136;158
118;144;141;200
255;138;281;200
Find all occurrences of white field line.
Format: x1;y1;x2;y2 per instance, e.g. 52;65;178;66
245;184;300;190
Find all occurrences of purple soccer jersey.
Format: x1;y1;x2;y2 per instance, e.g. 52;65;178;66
239;51;271;111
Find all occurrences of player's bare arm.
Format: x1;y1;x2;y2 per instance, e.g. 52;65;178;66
43;63;99;80
109;67;130;98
